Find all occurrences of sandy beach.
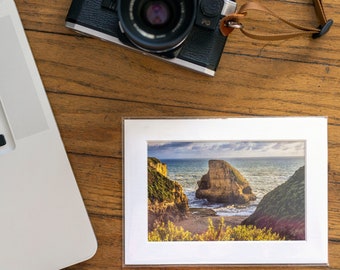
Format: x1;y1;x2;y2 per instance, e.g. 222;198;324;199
175;208;248;235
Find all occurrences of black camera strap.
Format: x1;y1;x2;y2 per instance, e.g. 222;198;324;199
220;0;333;40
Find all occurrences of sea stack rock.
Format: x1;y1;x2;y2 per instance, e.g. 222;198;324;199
196;160;256;204
148;157;189;230
242;166;305;240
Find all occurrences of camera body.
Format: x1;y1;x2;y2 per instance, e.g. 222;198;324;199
65;0;237;76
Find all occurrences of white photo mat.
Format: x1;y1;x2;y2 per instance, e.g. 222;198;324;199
124;117;328;266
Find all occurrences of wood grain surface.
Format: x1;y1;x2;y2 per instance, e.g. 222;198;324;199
13;0;340;268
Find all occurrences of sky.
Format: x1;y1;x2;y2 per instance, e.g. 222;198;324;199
147;141;305;159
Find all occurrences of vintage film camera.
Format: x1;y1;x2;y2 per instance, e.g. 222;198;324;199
65;0;237;76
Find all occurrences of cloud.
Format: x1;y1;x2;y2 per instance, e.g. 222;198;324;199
148;141;193;151
148;141;305;159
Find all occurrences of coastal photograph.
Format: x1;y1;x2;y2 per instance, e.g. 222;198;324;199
147;141;305;241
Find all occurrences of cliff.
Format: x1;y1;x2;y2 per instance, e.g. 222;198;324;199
196;160;256;204
148;157;189;230
148;157;167;177
242;166;305;240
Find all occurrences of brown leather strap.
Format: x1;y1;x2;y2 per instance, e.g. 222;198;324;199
313;0;328;24
220;0;333;40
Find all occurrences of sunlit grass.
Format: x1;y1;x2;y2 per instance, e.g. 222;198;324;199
148;218;284;241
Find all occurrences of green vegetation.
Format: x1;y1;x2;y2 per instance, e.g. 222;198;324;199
147;157;189;230
148;218;285;241
242;166;305;240
250;166;304;219
148;167;176;203
148;220;194;241
148;157;161;166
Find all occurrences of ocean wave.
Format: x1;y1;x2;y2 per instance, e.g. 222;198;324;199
165;157;305;217
187;191;257;217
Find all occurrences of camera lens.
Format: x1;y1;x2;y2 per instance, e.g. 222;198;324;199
118;0;196;53
144;1;170;27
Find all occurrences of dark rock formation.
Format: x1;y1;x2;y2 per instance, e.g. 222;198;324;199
148;157;189;230
195;160;256;204
242;166;305;240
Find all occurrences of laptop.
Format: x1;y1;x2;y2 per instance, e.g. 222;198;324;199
0;0;97;269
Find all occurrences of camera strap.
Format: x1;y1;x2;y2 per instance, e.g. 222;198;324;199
220;0;333;40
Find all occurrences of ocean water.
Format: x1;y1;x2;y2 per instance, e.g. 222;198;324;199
161;157;305;217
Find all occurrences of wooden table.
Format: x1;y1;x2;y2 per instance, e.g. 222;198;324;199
15;0;340;269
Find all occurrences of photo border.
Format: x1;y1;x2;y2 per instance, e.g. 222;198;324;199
124;117;328;266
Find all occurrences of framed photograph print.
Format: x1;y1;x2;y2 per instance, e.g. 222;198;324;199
124;117;328;266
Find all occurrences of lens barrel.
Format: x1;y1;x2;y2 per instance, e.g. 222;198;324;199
118;0;196;53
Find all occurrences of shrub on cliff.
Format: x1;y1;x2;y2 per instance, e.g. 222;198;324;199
148;157;189;230
242;166;305;240
148;220;194;241
148;218;284;241
148;167;176;203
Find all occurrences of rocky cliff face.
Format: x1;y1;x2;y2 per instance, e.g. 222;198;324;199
242;166;305;240
196;160;256;204
148;157;167;177
148;157;189;230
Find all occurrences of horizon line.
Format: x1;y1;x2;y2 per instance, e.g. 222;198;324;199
148;155;305;160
